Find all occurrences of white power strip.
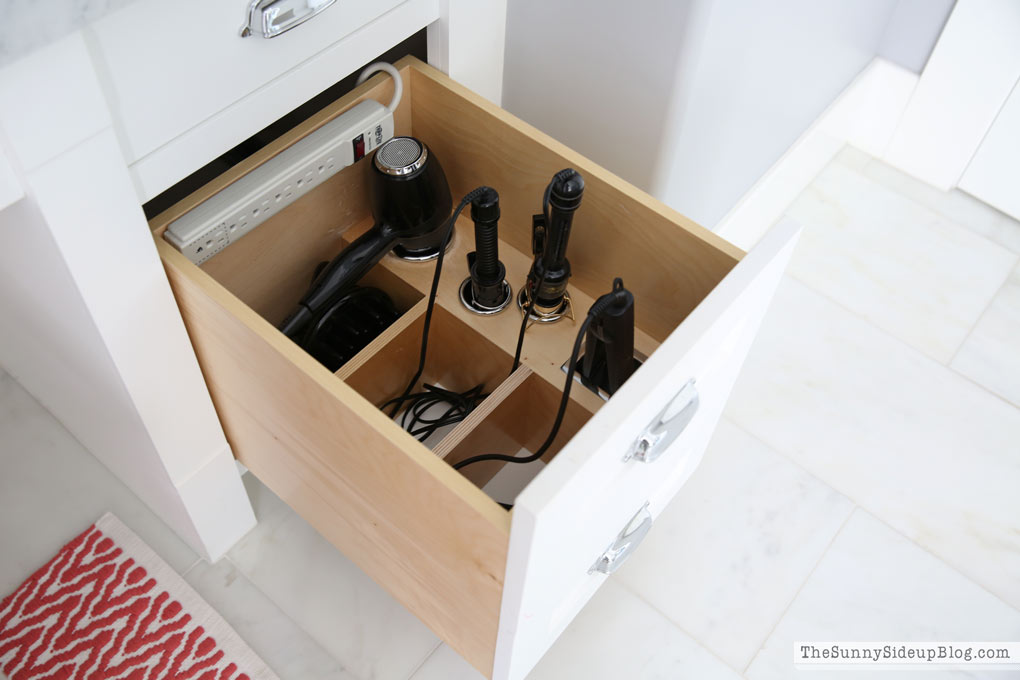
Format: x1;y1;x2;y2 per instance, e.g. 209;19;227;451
165;99;394;264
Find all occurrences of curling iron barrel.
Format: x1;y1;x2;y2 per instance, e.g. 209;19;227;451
527;168;584;315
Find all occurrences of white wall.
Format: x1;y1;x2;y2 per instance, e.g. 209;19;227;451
502;0;697;192
878;0;955;73
502;0;953;230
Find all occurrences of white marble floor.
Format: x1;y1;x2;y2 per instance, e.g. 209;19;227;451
2;145;1020;679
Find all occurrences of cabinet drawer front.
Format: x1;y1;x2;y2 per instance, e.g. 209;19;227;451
496;220;800;680
89;0;414;164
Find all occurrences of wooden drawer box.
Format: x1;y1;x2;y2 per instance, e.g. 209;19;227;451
149;57;798;680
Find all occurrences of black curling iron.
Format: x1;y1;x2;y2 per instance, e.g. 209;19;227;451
523;168;584;318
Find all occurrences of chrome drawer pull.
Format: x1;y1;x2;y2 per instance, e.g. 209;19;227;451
240;0;337;38
625;379;699;463
590;504;652;575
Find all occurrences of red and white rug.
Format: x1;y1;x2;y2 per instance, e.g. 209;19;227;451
0;513;278;680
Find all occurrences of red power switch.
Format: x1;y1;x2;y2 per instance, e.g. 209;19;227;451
352;134;366;161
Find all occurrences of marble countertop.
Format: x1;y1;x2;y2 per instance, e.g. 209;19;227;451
0;0;140;67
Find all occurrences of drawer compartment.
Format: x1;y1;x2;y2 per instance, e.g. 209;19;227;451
150;57;798;680
342;304;512;436
436;368;593;492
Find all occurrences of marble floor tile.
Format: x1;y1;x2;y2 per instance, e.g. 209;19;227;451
0;370;199;596
725;278;1020;612
410;581;742;680
785;161;1017;362
616;419;854;671
837;149;1020;255
226;473;439;680
952;264;1020;408
404;643;482;680
746;510;1020;680
184;558;357;680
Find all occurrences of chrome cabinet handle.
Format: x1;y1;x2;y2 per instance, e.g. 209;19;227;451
590;504;652;575
240;0;337;38
625;379;699;463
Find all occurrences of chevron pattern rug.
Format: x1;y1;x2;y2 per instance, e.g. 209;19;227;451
0;514;278;680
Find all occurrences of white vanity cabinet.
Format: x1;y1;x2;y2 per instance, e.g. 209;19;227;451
1;5;796;680
81;0;508;201
0;0;505;563
147;58;799;679
87;0;436;200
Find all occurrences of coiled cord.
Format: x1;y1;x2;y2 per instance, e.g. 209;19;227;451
382;383;488;443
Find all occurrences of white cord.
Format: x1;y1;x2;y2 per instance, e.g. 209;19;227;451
356;62;403;114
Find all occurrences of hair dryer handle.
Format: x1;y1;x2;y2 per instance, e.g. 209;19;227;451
279;224;397;340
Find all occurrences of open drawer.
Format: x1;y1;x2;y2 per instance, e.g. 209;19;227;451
149;57;799;680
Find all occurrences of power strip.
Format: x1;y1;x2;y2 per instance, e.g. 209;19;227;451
165;99;394;264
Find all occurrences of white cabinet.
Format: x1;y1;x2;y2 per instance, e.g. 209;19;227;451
0;33;255;562
0;0;508;565
3;7;789;680
959;80;1020;220
148;59;799;679
86;0;441;200
90;0;408;163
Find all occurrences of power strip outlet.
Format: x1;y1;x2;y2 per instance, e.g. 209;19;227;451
165;99;394;264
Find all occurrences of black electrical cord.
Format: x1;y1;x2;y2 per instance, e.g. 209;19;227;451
510;171;569;373
455;315;589;470
454;279;628;471
382;383;488;442
385;186;492;419
510;268;546;373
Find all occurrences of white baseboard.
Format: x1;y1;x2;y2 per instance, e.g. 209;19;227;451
714;58;918;251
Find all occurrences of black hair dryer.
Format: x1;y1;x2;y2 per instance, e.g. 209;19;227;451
279;136;452;340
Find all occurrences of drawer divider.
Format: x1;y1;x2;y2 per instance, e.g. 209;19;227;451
433;364;532;461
